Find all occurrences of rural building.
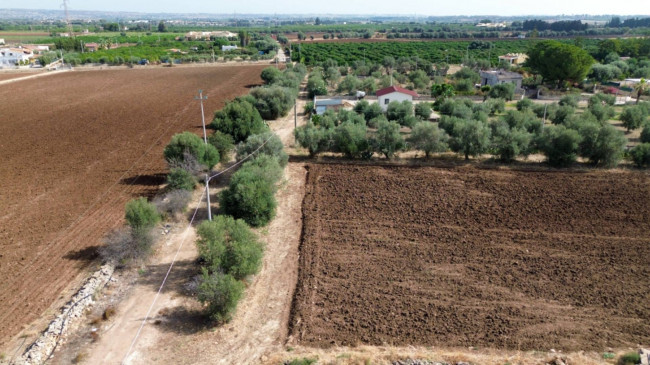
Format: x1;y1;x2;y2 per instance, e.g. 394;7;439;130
376;86;419;111
185;31;237;40
84;43;99;52
480;70;523;89
222;45;238;52
0;39;4;45
0;47;34;66
498;53;528;65
313;98;355;115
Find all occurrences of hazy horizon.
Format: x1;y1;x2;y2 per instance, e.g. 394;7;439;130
5;0;650;17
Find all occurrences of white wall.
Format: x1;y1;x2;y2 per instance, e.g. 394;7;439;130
378;92;413;111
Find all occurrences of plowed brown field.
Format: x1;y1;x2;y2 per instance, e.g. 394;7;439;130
291;164;650;351
0;64;265;346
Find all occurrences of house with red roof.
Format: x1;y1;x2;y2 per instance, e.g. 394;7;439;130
376;86;419;111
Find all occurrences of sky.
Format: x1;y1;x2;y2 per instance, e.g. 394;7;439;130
7;0;650;16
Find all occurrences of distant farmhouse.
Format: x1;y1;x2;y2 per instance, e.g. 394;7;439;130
221;45;238;52
185;31;237;40
498;53;528;66
476;22;507;28
0;47;34;67
376;86;419;111
480;70;523;90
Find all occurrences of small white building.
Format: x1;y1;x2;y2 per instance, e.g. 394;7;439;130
0;48;34;66
0;39;5;45
376;86;419;111
221;45;238;52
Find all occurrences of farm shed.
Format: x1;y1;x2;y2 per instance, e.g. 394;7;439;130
314;98;351;115
222;45;238;52
480;70;523;89
376;86;419;111
498;53;528;65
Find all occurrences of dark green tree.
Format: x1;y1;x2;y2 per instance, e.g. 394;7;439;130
407;122;449;158
197;270;244;322
164;132;220;170
450;119;492;160
373;120;404;159
525;40;595;86
211;98;268;142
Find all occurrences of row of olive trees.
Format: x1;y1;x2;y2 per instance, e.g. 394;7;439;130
191;66;303;322
296;96;636;168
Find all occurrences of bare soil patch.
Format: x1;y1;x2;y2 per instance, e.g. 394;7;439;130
291;164;650;351
0;64;266;349
0;72;38;82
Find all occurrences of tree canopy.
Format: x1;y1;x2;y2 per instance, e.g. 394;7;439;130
525;40;594;86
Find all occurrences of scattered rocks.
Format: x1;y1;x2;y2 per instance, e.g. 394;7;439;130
392;360;452;365
546;356;568;365
640;348;650;365
14;264;114;365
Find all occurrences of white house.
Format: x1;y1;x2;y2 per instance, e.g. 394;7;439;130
0;48;34;67
221;45;238;52
376;86;419;111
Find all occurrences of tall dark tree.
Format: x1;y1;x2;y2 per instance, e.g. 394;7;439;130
525;40;594;86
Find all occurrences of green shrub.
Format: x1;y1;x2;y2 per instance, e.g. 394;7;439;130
414;102;432;120
373;120;404;159
197;270;245;322
250;86;296;120
333;122;369;158
208;131;235;162
386;100;414;125
235;132;288;167
551;105;576;125
578;124;627;167
285;358;317;365
516;98;533;111
211;97;268;143
124;197;160;231
488;83;515;100
630;143;650;167
294;123;332;157
196;216;263;279
407;121;449;158
164;132;220;170
588;102;615;123
153;189;192;218
260;67;283;85
166;168;196;191
491;122;532;162
559;94;580;108
620;105;648;131
617;352;641;365
536;125;582;167
220;162;277;227
449;119;492;160
484;98;506;115
98;226;155;265
641;122;650;143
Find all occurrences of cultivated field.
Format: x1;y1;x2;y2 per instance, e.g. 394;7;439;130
0;64;266;346
291;164;650;351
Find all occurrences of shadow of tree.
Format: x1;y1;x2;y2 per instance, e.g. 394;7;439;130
151;305;209;335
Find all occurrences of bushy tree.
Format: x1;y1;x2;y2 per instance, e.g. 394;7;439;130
525;40;595;85
588;124;627;167
235;132;288;167
250;86;296;120
551;105;576;125
449;119;492;160
333;122;369;158
407;122;449;158
337;74;361;94
588;93;616;107
124;197;160;231
373;120;404;159
483;98;506;115
355;100;383;121
386;100;414;126
260;67;283;85
630;143;650;167
211;98;268;143
587;102;615;123
488;83;515;101
196;216;263;279
294;123;331;157
208;131;235;162
620;105;648;131
414;102;432;120
220;161;277;227
491;122;532;162
197;270;244;322
559;94;580;108
537;125;582;167
164;132;220;170
516;98;534;111
641;122;650;143
431;83;455;100
166;168;196;191
306;75;327;98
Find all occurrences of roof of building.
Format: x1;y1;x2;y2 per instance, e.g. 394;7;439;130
376;85;419;98
480;70;523;80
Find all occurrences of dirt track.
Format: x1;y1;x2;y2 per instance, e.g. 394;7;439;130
0;64;265;347
291;164;650;351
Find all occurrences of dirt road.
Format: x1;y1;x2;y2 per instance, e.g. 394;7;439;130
59;83;310;364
